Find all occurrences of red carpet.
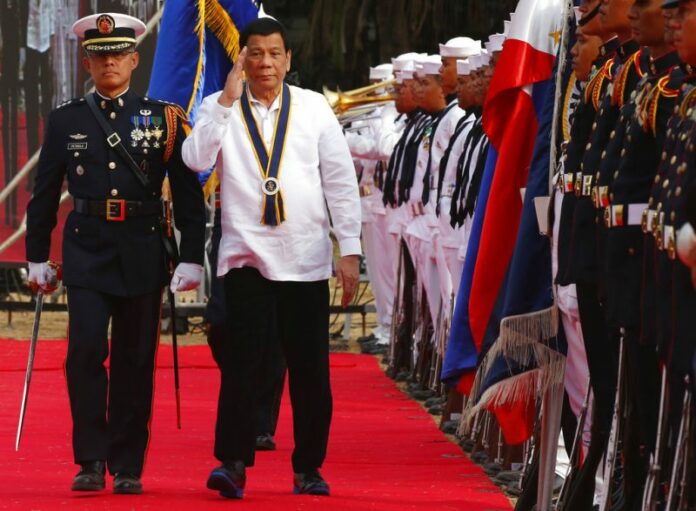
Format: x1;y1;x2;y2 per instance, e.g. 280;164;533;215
0;339;511;511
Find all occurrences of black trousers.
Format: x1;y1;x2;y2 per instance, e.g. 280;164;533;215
215;267;331;472
66;286;162;475
206;210;286;436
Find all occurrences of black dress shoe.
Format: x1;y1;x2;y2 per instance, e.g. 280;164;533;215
293;470;330;496
71;461;106;491
255;433;276;451
207;461;246;499
113;473;143;494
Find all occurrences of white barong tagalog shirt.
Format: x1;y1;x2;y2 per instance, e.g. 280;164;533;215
182;86;362;281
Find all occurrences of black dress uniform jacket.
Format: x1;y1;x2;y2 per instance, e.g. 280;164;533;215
566;39;643;286
555;38;619;286
26;90;205;296
604;51;681;331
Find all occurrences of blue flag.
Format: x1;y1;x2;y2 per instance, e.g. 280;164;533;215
148;0;259;187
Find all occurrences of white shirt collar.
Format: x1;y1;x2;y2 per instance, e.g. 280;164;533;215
95;87;129;100
247;86;282;113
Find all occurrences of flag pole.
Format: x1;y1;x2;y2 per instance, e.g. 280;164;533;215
537;2;572;511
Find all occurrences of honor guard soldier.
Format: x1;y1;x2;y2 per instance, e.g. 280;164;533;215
25;13;206;494
643;1;696;506
552;0;621;505
551;7;602;463
600;1;681;505
344;62;399;353
565;0;645;502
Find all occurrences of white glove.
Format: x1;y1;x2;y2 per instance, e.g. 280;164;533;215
677;222;696;267
170;263;203;293
27;262;56;292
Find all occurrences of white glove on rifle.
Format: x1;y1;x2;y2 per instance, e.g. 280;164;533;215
677;222;696;268
170;263;203;293
27;262;57;292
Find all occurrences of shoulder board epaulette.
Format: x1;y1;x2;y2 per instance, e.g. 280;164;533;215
611;50;644;108
142;96;187;120
56;97;86;109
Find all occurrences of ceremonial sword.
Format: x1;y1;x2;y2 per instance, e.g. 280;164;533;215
16;265;60;451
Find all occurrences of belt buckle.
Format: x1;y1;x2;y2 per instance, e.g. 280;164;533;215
574;175;583;197
106;199;126;221
582;175;593;197
641;209;648;233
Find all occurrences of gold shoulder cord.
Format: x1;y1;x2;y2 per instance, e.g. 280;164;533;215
164;105;187;163
612;51;644;108
588;60;614;111
679;85;696;121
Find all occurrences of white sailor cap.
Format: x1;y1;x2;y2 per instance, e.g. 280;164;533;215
392;52;426;72
258;3;277;20
456;59;471;76
415;54;442;76
503;20;511;37
401;69;416;80
481;52;491;66
72;12;146;53
486;34;506;54
439;37;482;58
369;63;394;81
395;71;403;84
469;54;482;72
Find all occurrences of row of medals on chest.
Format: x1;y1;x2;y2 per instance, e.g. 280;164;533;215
130;113;164;149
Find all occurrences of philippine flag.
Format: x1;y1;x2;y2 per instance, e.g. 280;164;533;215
443;0;563;394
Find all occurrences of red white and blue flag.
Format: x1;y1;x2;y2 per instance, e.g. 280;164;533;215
443;0;564;443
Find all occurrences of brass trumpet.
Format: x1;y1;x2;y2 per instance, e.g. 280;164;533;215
323;78;396;113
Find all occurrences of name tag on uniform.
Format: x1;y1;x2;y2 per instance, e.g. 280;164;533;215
67;142;88;150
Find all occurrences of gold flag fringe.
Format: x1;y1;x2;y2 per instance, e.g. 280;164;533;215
205;0;242;62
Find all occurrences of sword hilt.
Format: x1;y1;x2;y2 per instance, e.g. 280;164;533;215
29;261;62;295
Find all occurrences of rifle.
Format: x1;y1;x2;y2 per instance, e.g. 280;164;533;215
162;199;182;429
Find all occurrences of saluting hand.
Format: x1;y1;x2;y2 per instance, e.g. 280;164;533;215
336;255;360;308
218;46;248;107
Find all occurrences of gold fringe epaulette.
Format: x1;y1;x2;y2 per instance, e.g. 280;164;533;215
585;58;614;111
612;50;645;108
562;72;578;142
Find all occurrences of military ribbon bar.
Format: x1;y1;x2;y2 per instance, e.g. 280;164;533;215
239;82;292;226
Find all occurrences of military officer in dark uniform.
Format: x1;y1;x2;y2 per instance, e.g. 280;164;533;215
25;13;206;494
560;1;644;506
644;1;696;505
599;1;681;505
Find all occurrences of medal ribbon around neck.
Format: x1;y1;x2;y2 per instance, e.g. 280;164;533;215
239;82;292;226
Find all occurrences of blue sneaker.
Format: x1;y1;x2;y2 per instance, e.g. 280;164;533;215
293;470;330;496
206;461;246;499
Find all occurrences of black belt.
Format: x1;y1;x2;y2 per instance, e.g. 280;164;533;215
74;197;161;221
